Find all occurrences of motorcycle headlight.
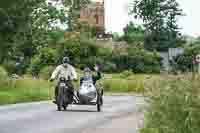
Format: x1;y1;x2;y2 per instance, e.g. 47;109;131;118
60;82;66;87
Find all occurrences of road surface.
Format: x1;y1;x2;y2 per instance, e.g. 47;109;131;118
0;96;144;133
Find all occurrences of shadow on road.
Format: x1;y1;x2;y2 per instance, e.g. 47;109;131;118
65;109;98;113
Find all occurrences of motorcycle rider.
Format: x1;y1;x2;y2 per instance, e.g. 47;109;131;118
50;57;77;103
80;65;101;86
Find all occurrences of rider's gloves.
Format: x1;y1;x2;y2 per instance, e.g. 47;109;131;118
49;78;54;82
73;79;78;82
94;65;100;72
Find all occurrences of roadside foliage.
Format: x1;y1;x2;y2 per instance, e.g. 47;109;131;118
142;76;200;133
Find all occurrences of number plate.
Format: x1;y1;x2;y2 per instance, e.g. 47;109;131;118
60;83;66;87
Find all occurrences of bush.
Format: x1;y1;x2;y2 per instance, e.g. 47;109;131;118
29;48;58;75
39;48;58;65
102;62;117;73
128;48;161;73
62;40;81;65
97;47;112;57
120;70;134;78
174;47;200;72
109;48;161;73
27;38;161;74
39;66;54;80
0;66;8;80
80;39;98;57
142;78;200;133
2;61;16;74
28;56;41;76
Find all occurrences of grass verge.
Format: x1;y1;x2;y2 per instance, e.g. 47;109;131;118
0;73;147;105
141;75;200;133
0;79;53;105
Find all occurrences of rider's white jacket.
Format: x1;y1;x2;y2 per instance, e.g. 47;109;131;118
50;64;77;81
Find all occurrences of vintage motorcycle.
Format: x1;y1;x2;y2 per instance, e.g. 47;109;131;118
56;76;103;112
56;75;73;111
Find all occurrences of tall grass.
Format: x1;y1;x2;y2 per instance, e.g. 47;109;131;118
0;72;147;105
141;76;200;133
0;79;53;105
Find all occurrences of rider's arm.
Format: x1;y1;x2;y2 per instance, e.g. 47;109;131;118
50;66;60;80
93;71;102;81
93;65;101;81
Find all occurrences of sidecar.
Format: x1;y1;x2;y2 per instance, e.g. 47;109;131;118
71;82;103;112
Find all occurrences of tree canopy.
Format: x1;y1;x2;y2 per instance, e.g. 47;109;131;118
131;0;184;51
122;22;144;44
0;0;90;63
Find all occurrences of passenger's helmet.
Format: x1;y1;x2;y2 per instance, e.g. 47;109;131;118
84;67;91;72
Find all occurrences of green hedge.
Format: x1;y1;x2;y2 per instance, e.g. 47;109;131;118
24;39;162;75
0;66;8;80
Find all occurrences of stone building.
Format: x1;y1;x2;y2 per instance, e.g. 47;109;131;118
79;1;105;28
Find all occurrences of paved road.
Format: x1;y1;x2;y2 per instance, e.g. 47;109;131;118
0;96;144;133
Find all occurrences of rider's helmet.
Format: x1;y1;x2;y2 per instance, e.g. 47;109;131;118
62;57;70;67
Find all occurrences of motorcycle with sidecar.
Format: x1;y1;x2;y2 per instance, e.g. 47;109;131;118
56;75;103;112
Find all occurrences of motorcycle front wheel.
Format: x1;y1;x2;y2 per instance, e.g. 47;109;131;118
57;87;65;111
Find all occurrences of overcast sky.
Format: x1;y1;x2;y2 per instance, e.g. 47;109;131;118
92;0;200;37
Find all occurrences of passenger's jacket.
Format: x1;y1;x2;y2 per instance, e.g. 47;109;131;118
80;71;101;86
51;64;77;81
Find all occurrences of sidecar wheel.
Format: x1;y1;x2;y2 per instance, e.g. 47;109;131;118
97;95;102;112
97;104;101;112
63;104;68;111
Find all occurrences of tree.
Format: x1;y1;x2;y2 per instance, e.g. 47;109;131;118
61;0;90;31
165;0;184;48
122;22;144;44
27;2;67;48
0;0;45;63
195;36;200;44
0;0;69;65
131;0;183;51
